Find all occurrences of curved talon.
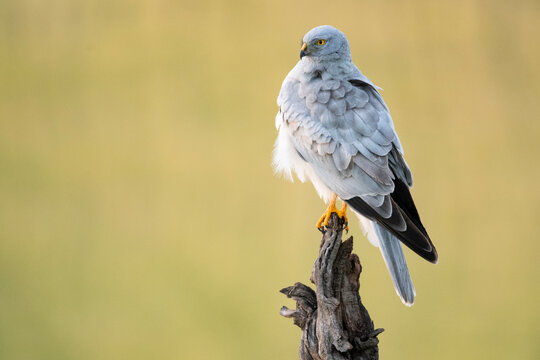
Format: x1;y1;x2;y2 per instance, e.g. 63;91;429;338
338;203;349;232
316;196;349;231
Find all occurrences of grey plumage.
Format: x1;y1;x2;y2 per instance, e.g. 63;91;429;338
274;25;437;305
359;216;416;304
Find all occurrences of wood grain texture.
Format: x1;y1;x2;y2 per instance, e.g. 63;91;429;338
280;213;384;360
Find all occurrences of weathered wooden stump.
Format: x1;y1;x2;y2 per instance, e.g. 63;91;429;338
280;213;384;360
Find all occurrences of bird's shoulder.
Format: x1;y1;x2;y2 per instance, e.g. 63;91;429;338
278;64;397;157
276;61;414;189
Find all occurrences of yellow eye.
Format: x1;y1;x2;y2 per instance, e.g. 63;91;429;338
317;39;326;45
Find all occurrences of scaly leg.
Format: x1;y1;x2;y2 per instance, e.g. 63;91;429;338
316;194;349;231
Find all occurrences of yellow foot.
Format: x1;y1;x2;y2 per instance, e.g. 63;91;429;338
316;197;349;232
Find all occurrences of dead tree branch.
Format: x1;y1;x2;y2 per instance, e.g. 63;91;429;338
280;213;384;360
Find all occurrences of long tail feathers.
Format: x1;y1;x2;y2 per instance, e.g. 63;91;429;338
358;216;416;306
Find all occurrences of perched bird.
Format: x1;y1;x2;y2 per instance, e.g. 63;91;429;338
273;25;437;306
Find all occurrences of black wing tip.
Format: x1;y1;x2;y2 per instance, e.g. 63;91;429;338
399;232;438;264
420;246;438;264
346;196;438;264
402;214;438;264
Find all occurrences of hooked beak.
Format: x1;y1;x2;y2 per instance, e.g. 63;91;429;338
300;42;307;59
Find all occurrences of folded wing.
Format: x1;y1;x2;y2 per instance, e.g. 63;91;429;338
279;74;437;263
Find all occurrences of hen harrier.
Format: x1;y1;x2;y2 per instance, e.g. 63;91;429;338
273;25;437;305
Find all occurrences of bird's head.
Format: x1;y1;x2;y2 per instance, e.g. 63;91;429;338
300;25;351;62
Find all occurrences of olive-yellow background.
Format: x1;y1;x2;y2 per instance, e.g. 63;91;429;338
1;0;539;359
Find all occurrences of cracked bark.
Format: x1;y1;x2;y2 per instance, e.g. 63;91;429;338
280;213;384;360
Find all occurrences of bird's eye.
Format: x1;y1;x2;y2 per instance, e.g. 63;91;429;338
317;39;326;46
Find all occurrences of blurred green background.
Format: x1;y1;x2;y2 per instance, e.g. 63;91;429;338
1;0;539;359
